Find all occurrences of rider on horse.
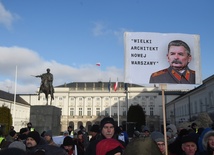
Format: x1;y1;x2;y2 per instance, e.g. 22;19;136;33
36;68;54;99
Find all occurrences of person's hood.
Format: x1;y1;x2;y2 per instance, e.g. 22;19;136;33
202;130;214;150
198;127;212;152
123;137;162;155
166;124;177;137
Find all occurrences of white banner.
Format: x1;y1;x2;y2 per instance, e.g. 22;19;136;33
124;32;202;87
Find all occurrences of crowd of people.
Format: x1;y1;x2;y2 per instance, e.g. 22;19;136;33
1;118;214;155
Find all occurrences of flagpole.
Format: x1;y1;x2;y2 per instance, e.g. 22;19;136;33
114;78;119;125
110;91;111;117
108;78;112;117
117;97;120;126
13;65;17;126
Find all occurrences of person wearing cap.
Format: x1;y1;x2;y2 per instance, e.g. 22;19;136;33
89;124;101;142
60;136;74;155
85;117;126;155
181;134;198;155
151;131;166;155
142;126;150;137
25;131;42;154
18;128;29;141
44;130;57;146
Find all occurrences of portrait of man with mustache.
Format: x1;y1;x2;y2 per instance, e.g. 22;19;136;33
149;40;195;84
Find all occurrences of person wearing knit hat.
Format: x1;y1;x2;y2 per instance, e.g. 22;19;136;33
26;131;41;148
100;117;115;130
18;128;29;141
90;124;100;133
96;138;125;155
44;130;57;146
142;126;150;137
151;131;166;155
8;141;26;151
60;136;74;155
89;124;101;142
181;134;198;155
9;130;17;138
100;117;116;139
85;117;125;155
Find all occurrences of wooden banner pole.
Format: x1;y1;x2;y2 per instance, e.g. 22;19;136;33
161;84;168;155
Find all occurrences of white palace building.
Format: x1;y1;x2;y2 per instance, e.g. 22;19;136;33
1;74;214;133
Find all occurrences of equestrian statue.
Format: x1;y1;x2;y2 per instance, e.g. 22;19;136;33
34;68;54;105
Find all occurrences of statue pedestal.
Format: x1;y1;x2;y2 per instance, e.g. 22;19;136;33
30;105;61;136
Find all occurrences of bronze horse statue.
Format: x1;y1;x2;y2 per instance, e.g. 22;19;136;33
35;68;54;105
38;76;54;105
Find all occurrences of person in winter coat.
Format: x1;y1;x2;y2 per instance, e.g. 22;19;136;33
25;131;43;154
44;130;58;146
151;131;166;155
142;126;150;137
60;136;75;155
200;130;214;155
181;134;199;155
96;138;125;155
73;130;85;155
123;136;162;155
117;126;129;145
85;117;125;155
89;124;101;143
198;127;212;153
0;148;27;155
168;128;189;155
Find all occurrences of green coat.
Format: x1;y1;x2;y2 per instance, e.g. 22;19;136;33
123;137;162;155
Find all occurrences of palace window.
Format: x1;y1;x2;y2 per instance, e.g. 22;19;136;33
79;108;83;116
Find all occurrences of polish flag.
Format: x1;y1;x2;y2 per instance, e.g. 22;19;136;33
96;63;101;66
114;80;118;91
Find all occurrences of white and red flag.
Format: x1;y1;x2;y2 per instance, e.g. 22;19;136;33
114;79;118;91
96;63;101;66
